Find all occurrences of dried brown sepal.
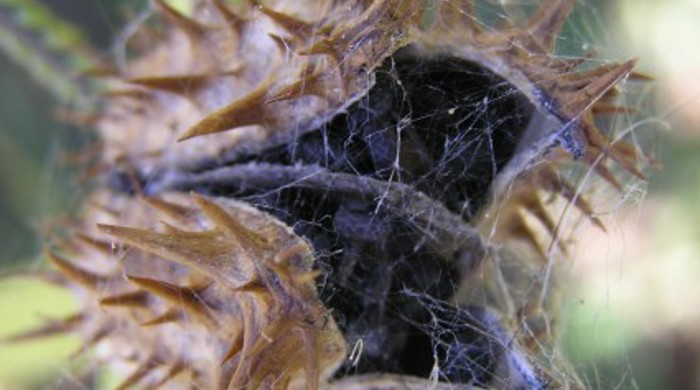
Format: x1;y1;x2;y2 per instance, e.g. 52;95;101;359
45;250;110;291
74;232;116;255
97;0;424;169
125;74;213;97
140;309;181;327
0;313;85;344
150;361;187;389
99;290;150;308
125;275;217;326
114;356;160;390
151;0;210;38
39;191;344;389
248;0;320;42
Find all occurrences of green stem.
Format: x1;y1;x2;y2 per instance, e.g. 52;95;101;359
0;0;100;105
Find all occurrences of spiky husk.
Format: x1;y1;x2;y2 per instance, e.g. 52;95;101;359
38;191;345;389
13;0;649;389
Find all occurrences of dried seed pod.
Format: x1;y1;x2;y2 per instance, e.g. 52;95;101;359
9;0;650;389
39;191;345;389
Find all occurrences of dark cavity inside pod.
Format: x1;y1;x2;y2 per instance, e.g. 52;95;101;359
220;49;534;220
111;47;536;384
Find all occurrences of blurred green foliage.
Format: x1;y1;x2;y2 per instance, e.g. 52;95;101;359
0;278;79;389
0;1;142;269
